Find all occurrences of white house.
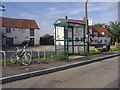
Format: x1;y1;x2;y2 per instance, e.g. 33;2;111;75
54;17;111;46
90;25;111;45
1;17;40;46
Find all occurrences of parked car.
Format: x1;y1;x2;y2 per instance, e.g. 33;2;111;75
21;40;30;46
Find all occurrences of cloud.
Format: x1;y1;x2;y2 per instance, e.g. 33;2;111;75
85;2;118;25
88;2;116;12
92;8;117;24
47;10;64;16
3;0;120;2
39;21;54;36
48;7;56;11
47;7;84;16
19;2;118;36
19;13;41;18
46;2;117;17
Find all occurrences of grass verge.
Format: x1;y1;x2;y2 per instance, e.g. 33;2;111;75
109;47;120;52
89;50;102;55
45;54;68;60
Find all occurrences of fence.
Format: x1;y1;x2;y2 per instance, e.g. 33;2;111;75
0;51;6;67
1;47;56;66
31;49;40;63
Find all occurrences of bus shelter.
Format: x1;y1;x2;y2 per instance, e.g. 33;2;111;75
53;19;87;57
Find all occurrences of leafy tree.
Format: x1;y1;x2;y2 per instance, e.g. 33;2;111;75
41;34;51;38
106;21;120;47
92;23;103;28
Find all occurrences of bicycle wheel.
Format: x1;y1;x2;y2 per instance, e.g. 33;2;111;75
22;53;32;66
11;55;17;64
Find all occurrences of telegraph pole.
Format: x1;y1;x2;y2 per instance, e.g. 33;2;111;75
85;0;89;54
0;1;5;51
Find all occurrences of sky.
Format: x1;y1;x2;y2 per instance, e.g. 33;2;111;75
1;2;118;36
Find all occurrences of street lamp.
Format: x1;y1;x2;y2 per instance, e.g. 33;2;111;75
0;5;5;11
84;0;89;54
0;1;5;11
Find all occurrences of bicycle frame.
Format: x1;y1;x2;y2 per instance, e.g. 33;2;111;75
11;44;31;65
15;44;28;59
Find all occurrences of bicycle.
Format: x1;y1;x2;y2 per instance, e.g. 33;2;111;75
11;44;32;66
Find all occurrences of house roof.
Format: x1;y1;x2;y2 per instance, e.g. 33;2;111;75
59;18;110;36
0;17;39;29
90;27;110;36
66;19;86;24
59;19;86;24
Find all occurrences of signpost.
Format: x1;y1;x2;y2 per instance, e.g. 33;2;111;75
85;0;89;54
88;19;92;26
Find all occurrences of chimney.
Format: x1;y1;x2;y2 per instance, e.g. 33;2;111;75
65;16;68;19
102;24;106;28
83;17;87;21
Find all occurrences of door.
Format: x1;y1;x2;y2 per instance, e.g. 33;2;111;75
6;37;13;46
30;38;34;46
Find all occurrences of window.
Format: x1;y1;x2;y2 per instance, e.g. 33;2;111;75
68;38;72;42
6;28;11;33
68;28;72;32
94;40;98;43
105;40;107;43
99;40;102;43
75;37;79;42
94;32;98;36
80;38;84;42
21;29;26;33
13;28;15;31
30;29;34;36
104;32;107;36
75;28;79;34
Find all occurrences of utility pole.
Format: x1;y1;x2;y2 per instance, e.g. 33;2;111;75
85;0;89;54
0;1;5;51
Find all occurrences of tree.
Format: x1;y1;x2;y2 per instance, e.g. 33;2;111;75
106;21;120;47
41;34;51;38
92;23;103;28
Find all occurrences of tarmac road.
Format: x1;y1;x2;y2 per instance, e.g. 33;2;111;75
2;56;119;88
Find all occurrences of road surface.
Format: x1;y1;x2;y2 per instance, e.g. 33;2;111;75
2;56;118;88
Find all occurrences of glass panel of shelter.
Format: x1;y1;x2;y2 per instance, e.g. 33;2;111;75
66;26;85;55
54;20;86;57
73;27;85;54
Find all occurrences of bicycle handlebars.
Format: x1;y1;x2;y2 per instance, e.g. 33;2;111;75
24;44;28;48
16;44;28;50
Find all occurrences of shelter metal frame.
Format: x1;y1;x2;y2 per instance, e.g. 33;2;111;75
54;19;87;57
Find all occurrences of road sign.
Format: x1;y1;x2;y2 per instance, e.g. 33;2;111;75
88;19;92;26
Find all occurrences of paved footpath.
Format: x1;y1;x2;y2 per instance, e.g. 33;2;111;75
2;56;118;88
1;51;119;78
